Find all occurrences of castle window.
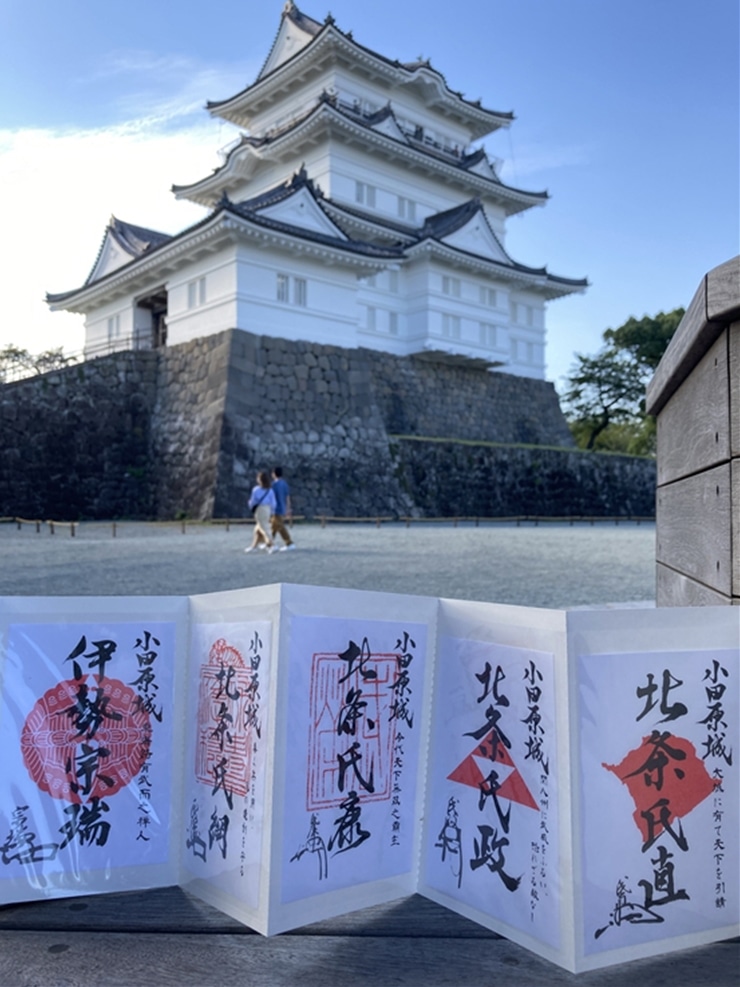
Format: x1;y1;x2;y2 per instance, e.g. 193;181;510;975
293;277;307;307
398;196;416;222
479;322;497;347
388;270;399;293
107;314;120;341
355;181;376;208
479;286;497;307
442;276;461;298
187;277;206;309
276;273;290;303
366;306;376;330
442;313;461;339
389;311;398;335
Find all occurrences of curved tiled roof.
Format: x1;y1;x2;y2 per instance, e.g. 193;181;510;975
48;170;584;308
78;217;173;290
207;4;513;131
174;95;545;209
47;177;403;305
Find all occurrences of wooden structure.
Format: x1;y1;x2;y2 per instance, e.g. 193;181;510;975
646;256;740;604
0;887;737;986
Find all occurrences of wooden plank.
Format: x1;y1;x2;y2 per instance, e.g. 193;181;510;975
656;561;731;607
732;460;740;599
656;463;731;595
0;889;501;940
648;257;740;417
646;271;710;416
0;929;737;987
706;255;740;322
729;322;740;457
656;331;730;486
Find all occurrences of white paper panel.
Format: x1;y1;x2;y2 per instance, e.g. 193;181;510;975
568;606;740;973
419;599;573;969
267;584;438;935
0;597;188;903
180;585;281;935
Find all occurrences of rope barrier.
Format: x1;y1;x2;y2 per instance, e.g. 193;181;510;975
0;515;655;536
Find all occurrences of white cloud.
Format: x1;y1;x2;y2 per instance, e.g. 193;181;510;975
0;117;236;355
499;141;591;183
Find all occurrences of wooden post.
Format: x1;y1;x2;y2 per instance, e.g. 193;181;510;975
70;523;75;537
50;522;55;535
35;520;40;533
112;522;117;538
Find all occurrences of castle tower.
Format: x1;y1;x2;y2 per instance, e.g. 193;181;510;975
48;3;586;379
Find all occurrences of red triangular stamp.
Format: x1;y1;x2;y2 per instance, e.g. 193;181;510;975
446;728;538;810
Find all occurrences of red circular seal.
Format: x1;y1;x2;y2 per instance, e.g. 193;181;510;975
21;677;151;804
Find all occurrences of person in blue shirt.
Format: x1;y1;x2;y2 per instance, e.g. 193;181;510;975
271;466;296;550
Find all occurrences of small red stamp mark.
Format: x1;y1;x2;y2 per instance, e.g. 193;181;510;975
21;678;150;803
307;650;399;810
195;638;256;799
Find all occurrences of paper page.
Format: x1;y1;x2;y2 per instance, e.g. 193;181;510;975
0;598;187;903
423;634;559;943
179;585;280;933
418;599;573;969
265;584;437;934
569;606;740;972
181;618;272;911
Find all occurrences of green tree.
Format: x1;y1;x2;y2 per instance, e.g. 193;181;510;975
603;309;685;371
562;308;684;454
562;349;647;450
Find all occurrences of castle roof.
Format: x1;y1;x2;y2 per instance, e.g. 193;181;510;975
48;170;584;311
46;172;404;310
173;94;545;215
206;3;512;139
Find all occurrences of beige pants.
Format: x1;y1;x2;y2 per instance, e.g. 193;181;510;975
252;504;273;547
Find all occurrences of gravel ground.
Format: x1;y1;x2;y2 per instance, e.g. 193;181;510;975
0;519;655;608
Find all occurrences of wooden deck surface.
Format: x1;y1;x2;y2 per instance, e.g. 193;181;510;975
0;887;737;986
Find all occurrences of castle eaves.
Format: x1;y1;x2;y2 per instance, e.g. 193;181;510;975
206;7;512;139
173;97;545;213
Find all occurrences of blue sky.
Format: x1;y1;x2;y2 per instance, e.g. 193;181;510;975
1;0;737;388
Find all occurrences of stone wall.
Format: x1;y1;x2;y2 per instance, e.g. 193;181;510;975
0;328;655;520
392;438;656;518
0;353;159;519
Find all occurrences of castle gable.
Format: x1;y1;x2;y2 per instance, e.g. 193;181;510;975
253;184;347;240
439;212;510;265
85;218;172;286
258;2;323;80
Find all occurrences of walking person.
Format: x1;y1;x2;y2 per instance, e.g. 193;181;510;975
245;471;277;553
271;466;296;551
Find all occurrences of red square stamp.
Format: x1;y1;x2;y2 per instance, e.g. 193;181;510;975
307;642;399;810
196;639;258;800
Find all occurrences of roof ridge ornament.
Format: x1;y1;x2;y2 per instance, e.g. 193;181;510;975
324;12;335;25
291;164;309;187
